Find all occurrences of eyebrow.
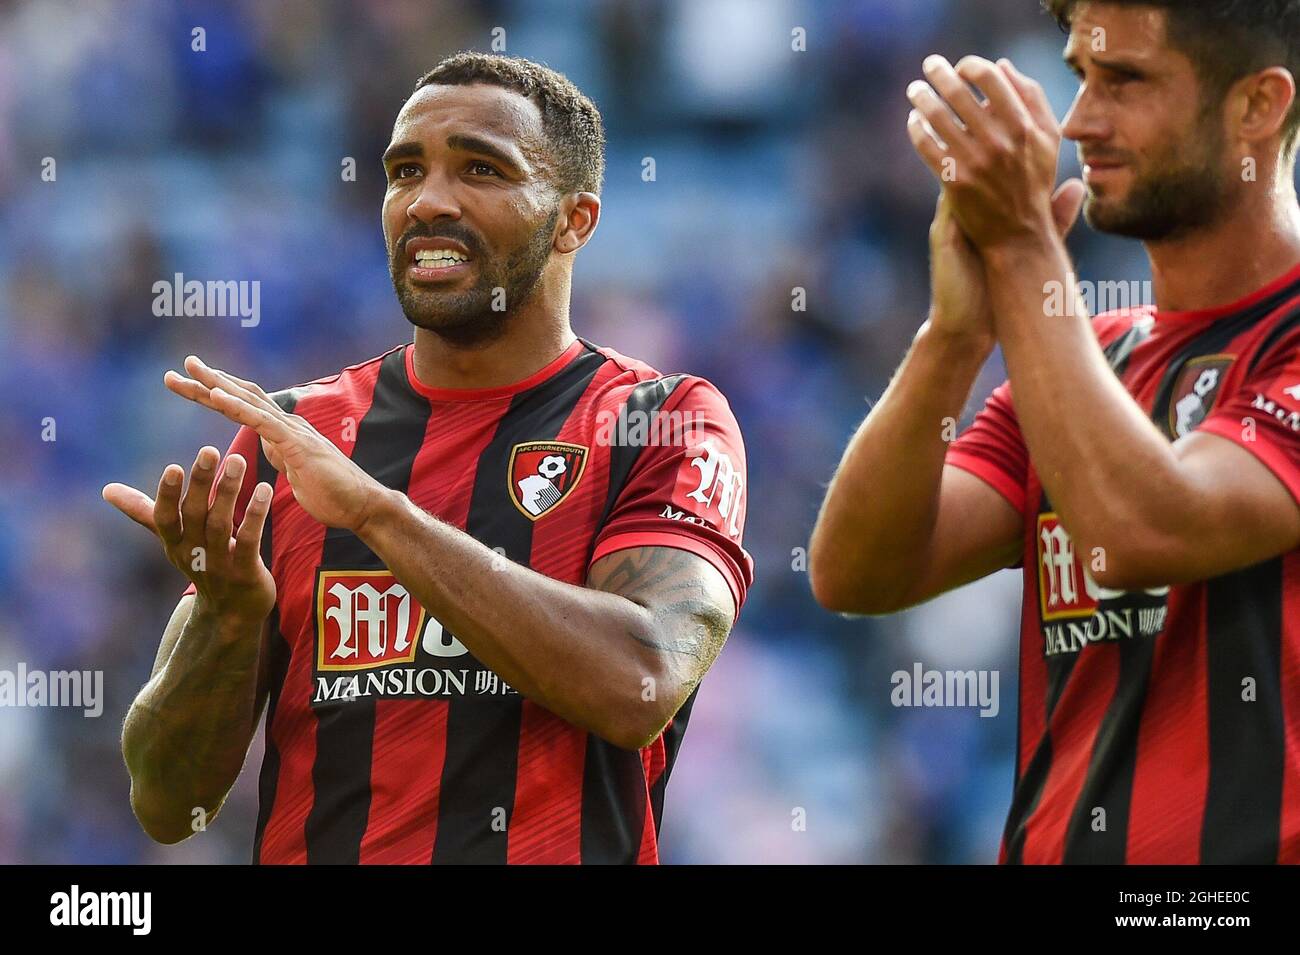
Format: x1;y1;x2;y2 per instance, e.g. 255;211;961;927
381;134;528;175
446;133;525;174
1063;49;1147;75
382;141;424;166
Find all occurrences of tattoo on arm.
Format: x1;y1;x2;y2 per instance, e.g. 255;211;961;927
588;546;735;674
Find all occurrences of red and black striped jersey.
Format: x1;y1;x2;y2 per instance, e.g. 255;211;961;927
184;337;753;864
947;261;1300;864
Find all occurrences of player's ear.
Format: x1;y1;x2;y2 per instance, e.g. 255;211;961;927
1233;66;1296;148
555;192;600;254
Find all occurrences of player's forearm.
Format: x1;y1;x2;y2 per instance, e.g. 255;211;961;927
983;237;1189;571
122;600;265;843
355;492;673;748
809;318;993;612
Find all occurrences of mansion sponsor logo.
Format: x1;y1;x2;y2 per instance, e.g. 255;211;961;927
684;437;744;537
50;886;150;935
0;664;102;717
1037;512;1169;657
660;504;708;526
312;570;515;704
152;272;261;327
314;665;517;704
1252;392;1300;432
891;663;999;718
1042;276;1153;317
594;407;706;448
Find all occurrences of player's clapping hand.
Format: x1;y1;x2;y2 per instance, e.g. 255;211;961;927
163;356;387;534
102;447;277;622
906;54;1084;250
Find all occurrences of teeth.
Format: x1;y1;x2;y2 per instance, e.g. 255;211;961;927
413;249;468;267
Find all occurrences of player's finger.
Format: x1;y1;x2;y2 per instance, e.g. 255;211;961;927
152;464;185;545
1051;178;1087;237
183;356;282;418
906;81;966;153
955;55;1031;126
206;453;246;556
186;355;272;400
921;55;985;129
233;482;273;565
907;109;950;178
998;58;1058;133
208;387;296;444
180;446;221;544
102;482;160;534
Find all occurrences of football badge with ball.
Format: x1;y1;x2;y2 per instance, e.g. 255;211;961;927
508;441;588;519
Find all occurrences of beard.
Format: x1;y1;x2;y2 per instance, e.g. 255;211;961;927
1082;111;1230;242
389;208;559;348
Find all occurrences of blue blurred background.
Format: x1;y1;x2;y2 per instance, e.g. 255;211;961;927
0;0;1155;863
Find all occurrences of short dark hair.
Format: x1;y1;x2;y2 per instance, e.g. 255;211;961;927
1043;0;1300;153
413;52;605;194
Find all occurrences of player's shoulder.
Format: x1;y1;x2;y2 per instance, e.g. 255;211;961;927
582;340;738;418
1091;306;1155;349
265;343;406;410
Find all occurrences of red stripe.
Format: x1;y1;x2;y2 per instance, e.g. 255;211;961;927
1126;590;1208;863
357;400;502;862
1280;552;1300;863
256;365;387;863
507;702;585;863
1021;650;1119;863
255;485;327;863
359;700;449;863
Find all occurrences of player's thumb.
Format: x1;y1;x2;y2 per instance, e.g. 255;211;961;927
1051;178;1086;238
101;483;159;534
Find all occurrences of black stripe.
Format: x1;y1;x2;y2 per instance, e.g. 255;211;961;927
251;389;300;864
1247;304;1300;375
1102;319;1154;375
1150;298;1296;436
592;374;687;542
579;372;687;864
648;687;697;837
1201;558;1286;863
303;351;431;864
430;346;606;864
1061;633;1157;863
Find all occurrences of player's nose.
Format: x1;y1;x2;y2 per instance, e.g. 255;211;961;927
405;175;461;224
1060;86;1111;144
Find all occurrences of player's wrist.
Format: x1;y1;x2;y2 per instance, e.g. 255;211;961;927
917;313;996;363
190;591;270;631
352;485;405;541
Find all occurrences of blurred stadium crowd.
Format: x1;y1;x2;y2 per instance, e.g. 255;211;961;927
0;0;1154;863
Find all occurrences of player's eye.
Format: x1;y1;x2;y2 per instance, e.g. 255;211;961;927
392;163;421;180
468;160;501;177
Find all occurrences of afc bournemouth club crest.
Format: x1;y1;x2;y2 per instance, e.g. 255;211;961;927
508;441;588;520
1168;354;1234;438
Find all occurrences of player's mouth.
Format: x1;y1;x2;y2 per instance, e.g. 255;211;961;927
405;238;474;282
1081;156;1128;184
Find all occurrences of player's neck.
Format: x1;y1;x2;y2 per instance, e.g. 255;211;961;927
1143;177;1300;314
410;297;577;392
